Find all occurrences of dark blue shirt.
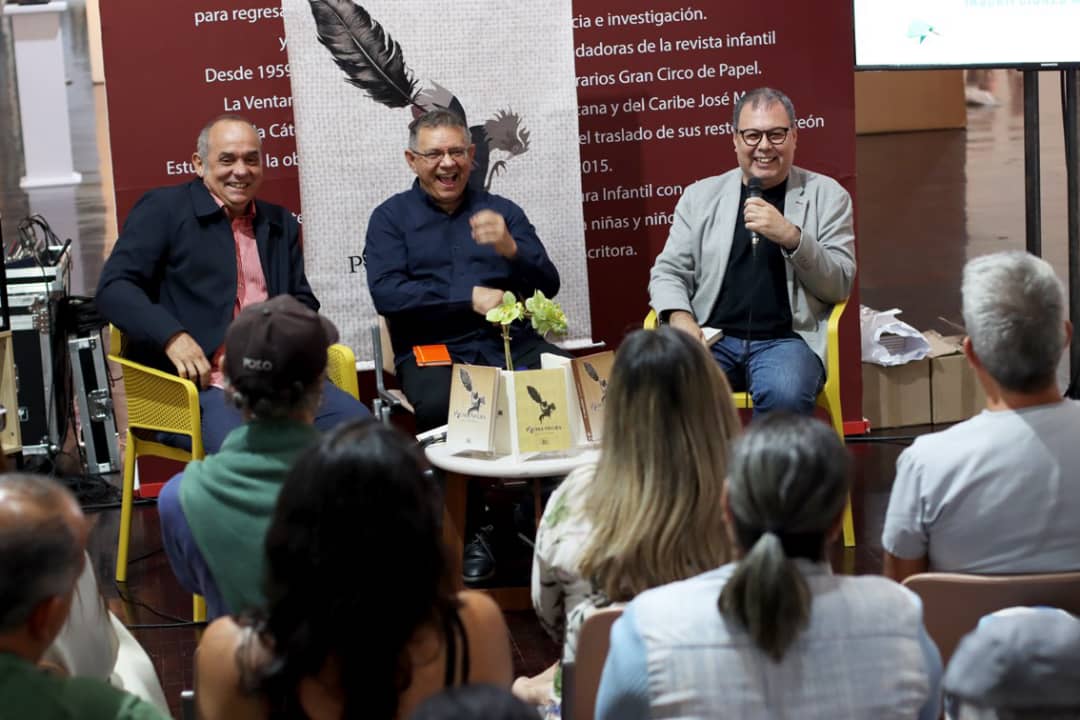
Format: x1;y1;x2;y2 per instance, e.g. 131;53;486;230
365;180;560;365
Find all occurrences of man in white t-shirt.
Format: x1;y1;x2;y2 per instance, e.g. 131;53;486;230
882;251;1080;582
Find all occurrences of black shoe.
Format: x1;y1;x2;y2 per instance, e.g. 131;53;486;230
463;524;496;586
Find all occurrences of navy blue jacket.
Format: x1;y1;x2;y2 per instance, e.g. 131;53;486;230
96;179;317;374
366;181;560;365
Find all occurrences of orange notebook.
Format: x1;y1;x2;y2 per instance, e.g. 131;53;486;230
413;344;452;367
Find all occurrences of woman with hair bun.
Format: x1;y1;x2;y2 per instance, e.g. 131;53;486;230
596;413;942;720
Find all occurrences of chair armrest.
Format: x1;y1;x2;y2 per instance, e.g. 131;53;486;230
370;326;405;420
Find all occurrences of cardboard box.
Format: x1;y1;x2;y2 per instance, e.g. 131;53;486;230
861;331;987;429
862;359;932;429
925;331;987;425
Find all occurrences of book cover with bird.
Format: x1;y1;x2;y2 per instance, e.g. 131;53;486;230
571;351;615;442
447;364;500;453
512;368;572;454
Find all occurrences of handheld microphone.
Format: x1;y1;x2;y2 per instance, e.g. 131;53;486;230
747;177;763;250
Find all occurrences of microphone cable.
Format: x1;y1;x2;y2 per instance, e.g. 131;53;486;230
743;178;764;397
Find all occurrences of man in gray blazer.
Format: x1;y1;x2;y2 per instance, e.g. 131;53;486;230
648;87;855;415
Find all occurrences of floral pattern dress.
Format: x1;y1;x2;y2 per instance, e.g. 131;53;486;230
531;464;622;719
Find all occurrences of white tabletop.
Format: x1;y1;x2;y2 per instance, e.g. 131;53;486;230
4;2;68;16
425;441;599;478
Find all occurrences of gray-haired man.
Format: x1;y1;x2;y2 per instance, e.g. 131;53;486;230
883;251;1080;582
0;474;168;718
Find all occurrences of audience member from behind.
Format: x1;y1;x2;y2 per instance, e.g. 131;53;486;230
0;474;168;719
515;327;741;715
158;295;333;620
596;414;942;720
195;421;514;720
411;685;539;720
943;607;1080;720
883;251;1079;582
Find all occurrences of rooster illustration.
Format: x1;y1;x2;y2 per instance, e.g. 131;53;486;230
583;361;608;403
527;385;556;424
459;367;486;417
309;0;531;191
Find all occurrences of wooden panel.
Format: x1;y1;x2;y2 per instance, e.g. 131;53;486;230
0;331;22;454
856;70;966;134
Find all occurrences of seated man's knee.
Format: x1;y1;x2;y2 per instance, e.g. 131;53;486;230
752;376;819;415
315;382;373;432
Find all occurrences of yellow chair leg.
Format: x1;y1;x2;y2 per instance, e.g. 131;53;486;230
823;396;856;549
193;595;206;623
842;496;856;548
116;430;137;583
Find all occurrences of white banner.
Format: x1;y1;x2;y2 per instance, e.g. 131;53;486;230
282;0;591;363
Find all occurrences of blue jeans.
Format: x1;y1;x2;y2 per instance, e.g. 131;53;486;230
158;473;228;620
710;335;824;416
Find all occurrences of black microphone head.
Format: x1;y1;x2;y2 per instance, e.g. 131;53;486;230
747;177;763;199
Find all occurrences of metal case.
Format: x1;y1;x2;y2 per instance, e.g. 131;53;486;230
7;245;71;456
67;331;119;473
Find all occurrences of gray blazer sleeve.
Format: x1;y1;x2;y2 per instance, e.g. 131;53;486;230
786;172;856;304
647;187;701;317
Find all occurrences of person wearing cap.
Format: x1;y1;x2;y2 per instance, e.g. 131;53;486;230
96;114;369;455
943;607;1080;719
883;251;1080;583
157;295;342;620
647;87;855;415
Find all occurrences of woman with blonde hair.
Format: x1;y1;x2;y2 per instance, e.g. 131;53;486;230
514;326;741;715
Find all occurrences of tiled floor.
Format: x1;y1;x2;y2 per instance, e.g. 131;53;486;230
3;3;1075;717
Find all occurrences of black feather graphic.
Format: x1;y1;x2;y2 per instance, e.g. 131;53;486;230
309;0;418;108
583;362;600;383
527;386;543;405
459;368;473;392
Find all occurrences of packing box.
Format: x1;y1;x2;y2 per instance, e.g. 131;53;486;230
926;331;986;425
862;359;931;429
862;330;986;429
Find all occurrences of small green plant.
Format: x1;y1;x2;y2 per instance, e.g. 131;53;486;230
486;291;568;370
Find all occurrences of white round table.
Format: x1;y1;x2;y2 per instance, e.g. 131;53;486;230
425;440;598;608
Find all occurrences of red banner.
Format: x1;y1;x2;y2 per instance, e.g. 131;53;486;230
572;1;860;417
99;1;300;224
99;0;860;420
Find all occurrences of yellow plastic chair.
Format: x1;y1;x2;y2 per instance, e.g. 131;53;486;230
109;325;362;622
644;300;856;548
109;325;206;621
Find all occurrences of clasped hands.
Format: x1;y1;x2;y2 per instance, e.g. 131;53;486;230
471;209;518;316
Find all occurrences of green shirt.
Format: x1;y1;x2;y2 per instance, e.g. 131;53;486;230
0;652;168;720
180;418;320;614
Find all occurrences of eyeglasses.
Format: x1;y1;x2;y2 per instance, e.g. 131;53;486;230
410;147;470;163
737;127;790;146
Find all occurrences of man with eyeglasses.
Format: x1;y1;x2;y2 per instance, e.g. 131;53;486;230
649;87;856;416
365;108;566;584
